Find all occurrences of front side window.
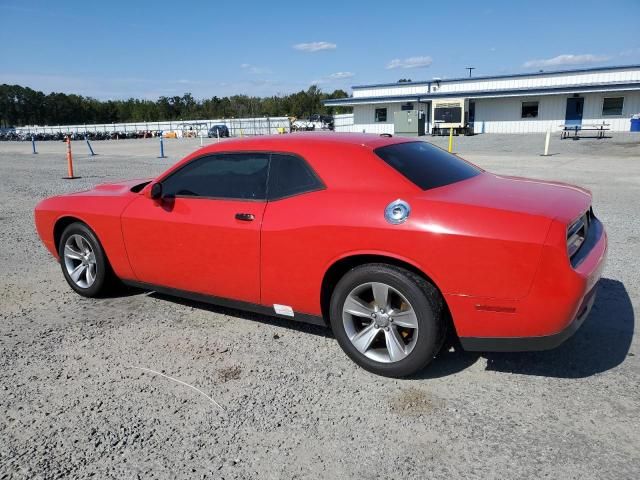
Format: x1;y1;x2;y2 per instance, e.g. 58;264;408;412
522;101;539;118
375;141;481;191
161;153;269;200
267;154;324;200
602;97;624;116
375;108;387;122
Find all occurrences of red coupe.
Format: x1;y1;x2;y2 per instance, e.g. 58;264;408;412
34;133;607;377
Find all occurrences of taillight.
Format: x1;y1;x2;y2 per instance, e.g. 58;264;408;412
567;208;591;260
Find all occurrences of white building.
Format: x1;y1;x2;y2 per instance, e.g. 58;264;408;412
325;65;640;134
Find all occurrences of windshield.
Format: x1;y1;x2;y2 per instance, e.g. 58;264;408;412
374;141;481;190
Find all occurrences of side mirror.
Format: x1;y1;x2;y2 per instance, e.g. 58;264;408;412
150;182;163;200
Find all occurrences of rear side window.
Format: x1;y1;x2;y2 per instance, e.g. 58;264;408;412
374;141;480;190
162;153;269;200
267;154;324;200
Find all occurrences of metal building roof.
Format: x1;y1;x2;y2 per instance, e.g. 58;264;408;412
324;80;640;106
350;64;640;90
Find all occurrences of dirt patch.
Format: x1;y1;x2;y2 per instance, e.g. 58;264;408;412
217;365;242;382
389;387;441;415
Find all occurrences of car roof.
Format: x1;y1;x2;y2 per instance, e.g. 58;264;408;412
198;132;411;151
159;132;424;194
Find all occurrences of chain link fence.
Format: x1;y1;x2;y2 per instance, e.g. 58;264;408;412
13;117;292;139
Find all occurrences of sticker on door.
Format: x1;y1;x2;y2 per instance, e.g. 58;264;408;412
273;304;295;317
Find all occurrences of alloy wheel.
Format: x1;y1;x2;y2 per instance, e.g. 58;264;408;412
342;282;419;363
63;234;97;289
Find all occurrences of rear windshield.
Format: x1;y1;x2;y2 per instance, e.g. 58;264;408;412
374;141;481;190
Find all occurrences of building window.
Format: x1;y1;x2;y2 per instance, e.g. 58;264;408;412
521;101;539;118
375;108;387;122
401;103;414;111
602;97;624;116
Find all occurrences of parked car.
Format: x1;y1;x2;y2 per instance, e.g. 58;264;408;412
208;124;230;138
34;133;607;377
291;114;334;131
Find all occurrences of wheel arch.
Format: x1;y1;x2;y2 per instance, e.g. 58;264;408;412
320;253;454;333
53;216;88;254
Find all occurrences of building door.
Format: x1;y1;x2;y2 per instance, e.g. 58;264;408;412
419;102;430;134
565;97;584;127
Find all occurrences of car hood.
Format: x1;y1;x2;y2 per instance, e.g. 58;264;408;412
423;172;591;223
68;178;153;197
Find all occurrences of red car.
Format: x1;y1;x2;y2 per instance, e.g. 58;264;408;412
34;133;607;377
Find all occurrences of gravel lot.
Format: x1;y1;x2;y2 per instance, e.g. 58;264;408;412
1;133;639;479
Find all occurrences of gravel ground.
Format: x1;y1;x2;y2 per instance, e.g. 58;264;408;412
1;133;639;479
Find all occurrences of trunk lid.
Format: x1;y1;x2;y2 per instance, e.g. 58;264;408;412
423;172;591;223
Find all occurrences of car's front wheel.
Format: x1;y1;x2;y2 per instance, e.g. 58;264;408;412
330;264;446;377
58;222;114;297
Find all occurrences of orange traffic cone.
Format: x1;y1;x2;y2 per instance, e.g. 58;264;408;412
63;136;78;179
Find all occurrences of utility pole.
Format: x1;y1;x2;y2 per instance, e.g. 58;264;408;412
466;67;475;77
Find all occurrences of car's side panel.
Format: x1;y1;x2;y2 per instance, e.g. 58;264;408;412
121;196;266;304
260;189;550;318
34;194;137;280
260;191;433;316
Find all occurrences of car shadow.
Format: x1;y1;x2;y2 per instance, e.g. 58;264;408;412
147;292;333;339
99;284;146;298
130;278;633;379
413;278;634;380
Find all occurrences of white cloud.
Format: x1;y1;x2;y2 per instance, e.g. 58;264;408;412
293;41;337;52
329;71;354;79
386;56;433;70
523;53;611;69
310;71;356;86
240;63;270;74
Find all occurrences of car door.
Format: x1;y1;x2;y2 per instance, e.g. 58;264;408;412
260;153;327;314
121;152;269;304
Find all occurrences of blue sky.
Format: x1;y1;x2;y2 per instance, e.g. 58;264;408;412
1;0;639;99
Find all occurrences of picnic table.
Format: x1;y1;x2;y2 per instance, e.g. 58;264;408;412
560;123;610;139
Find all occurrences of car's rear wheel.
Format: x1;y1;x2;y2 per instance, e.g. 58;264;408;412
59;222;113;297
329;263;446;377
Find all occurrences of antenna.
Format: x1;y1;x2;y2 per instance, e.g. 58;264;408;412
466;67;475;77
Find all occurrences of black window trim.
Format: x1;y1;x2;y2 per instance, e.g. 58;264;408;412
375;107;388;122
602;96;624;117
156;150;326;203
521;101;539;119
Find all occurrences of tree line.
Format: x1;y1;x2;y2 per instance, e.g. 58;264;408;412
0;84;351;128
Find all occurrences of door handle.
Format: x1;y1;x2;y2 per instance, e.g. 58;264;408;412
235;213;255;221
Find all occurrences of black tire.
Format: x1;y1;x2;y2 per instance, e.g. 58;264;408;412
329;263;446;377
58;222;114;297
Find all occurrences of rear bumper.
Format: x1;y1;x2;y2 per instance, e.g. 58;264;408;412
459;283;597;352
454;215;607;352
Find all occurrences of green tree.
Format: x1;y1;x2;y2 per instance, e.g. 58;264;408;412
0;84;353;127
